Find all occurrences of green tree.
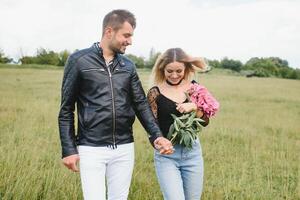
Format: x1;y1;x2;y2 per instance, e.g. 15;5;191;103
208;59;221;68
243;57;299;79
19;48;62;66
19;56;37;64
0;49;12;63
246;58;277;76
126;54;145;68
58;50;70;66
220;57;243;72
269;57;289;68
145;48;161;69
36;48;60;65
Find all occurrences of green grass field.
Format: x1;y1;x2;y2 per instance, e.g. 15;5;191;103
0;66;299;200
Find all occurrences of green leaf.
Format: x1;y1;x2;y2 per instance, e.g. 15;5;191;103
167;124;175;139
170;114;177;120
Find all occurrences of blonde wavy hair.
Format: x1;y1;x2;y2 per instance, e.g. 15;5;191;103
149;48;208;86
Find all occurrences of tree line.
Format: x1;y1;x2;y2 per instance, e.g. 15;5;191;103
208;57;300;79
1;47;299;80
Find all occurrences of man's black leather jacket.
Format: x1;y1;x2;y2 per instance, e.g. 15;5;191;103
58;43;161;158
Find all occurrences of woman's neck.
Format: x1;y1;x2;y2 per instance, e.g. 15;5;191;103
158;80;190;103
164;79;189;89
165;79;183;86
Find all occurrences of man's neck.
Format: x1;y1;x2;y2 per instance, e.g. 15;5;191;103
99;41;115;62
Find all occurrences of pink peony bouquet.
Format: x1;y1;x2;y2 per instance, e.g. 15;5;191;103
167;83;219;148
188;83;219;118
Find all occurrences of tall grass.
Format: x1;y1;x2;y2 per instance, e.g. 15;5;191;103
0;67;299;200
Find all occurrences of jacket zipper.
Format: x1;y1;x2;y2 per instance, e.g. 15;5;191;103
96;41;118;149
107;65;117;149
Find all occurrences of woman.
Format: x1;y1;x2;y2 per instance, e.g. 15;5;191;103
147;48;210;200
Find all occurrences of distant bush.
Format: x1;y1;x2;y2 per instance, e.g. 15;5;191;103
220;57;243;72
19;48;70;66
243;57;300;79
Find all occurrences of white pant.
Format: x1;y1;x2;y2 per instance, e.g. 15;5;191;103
78;143;135;200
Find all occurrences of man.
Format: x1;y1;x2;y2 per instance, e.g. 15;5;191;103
58;9;173;200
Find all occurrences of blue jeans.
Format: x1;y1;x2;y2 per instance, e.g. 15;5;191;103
154;139;204;200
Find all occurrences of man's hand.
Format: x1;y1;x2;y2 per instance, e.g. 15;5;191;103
62;154;80;172
154;137;174;154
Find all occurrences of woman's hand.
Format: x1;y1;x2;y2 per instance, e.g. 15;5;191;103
176;102;205;118
154;137;174;154
176;103;197;114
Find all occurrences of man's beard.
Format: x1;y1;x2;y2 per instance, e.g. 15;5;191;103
110;42;126;54
112;46;125;54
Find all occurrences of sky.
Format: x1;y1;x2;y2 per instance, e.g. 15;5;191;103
1;0;300;68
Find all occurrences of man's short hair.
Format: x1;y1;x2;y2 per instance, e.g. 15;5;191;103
102;9;136;35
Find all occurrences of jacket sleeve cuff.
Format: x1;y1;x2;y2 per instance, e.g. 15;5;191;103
62;148;79;158
148;133;162;148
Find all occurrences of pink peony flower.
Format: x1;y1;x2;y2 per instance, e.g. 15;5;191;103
188;83;220;118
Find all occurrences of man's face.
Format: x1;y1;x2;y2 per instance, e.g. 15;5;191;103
109;21;134;54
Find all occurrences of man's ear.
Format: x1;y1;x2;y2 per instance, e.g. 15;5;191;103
104;27;113;39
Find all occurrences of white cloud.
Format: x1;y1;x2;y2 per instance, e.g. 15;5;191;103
0;0;299;68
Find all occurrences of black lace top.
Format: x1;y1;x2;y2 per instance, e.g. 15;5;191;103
158;87;188;137
147;86;209;138
147;86;209;137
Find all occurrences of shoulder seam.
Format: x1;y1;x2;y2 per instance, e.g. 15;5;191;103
150;86;160;93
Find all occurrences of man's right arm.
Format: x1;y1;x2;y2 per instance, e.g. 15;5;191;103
58;55;79;158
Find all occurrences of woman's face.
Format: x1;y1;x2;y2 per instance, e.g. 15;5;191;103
164;61;185;84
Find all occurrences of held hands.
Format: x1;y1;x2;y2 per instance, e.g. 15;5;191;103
62;154;80;172
154;137;174;154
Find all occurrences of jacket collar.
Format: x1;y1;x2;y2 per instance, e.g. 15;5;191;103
92;42;125;67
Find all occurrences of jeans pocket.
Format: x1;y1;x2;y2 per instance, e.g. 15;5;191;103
154;151;167;164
